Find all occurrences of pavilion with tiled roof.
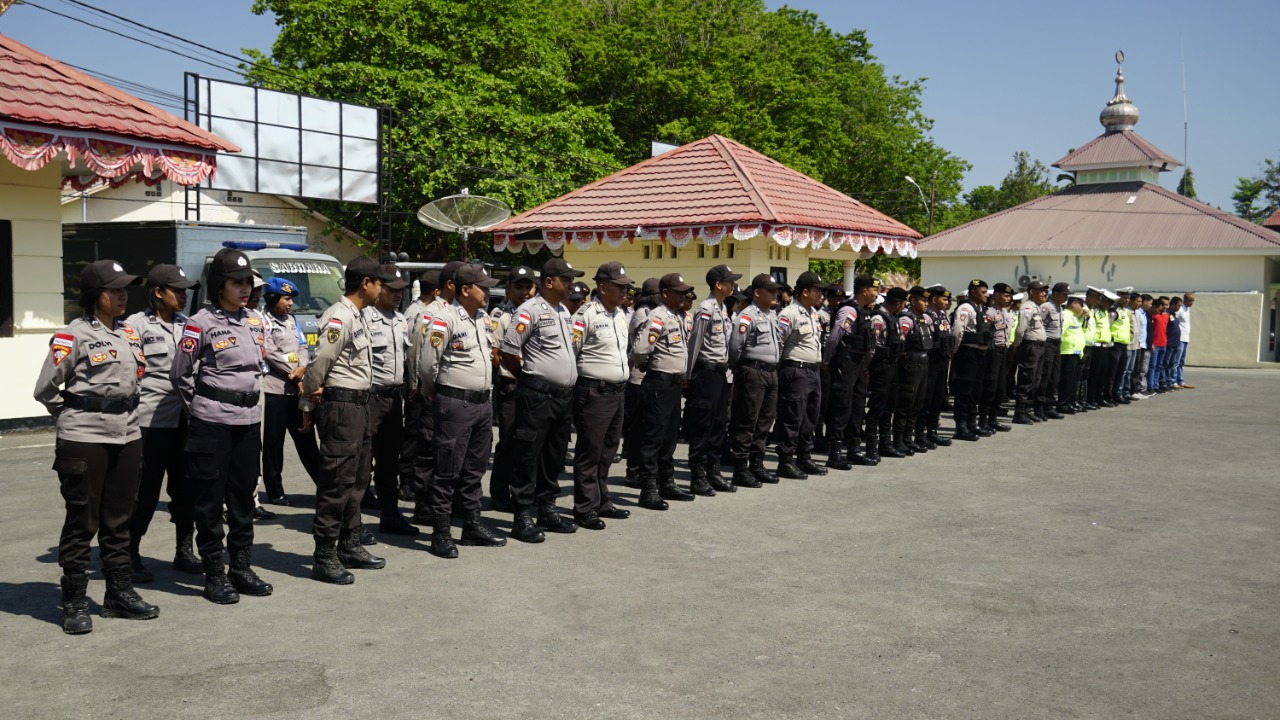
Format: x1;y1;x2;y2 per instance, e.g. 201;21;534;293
917;53;1280;366
489;133;920;292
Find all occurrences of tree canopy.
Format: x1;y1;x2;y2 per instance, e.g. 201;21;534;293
246;0;969;261
1231;155;1280;224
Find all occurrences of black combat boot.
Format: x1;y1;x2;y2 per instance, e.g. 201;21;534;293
706;462;736;492
172;523;202;574
878;429;905;458
732;460;761;489
201;555;240;604
60;573;92;635
310;537;354;585
101;564;160;620
638;476;670;510
537;502;579;532
989;410;1011;433
411;490;434;526
338;530;387;569
797;452;827;475
689;467;716;497
129;542;153;584
1012;403;1035;424
428;514;459;559
1044;406;1064;420
776;452;807;479
1035;405;1051;421
751;453;779;484
659;479;696;501
860;434;882;463
971;415;993;437
511;508;547;542
825;441;852;471
893;430;914;457
953;417;979;441
928;421;952;447
913;425;933;452
623;466;643;489
228;546;273;596
461;510;507;546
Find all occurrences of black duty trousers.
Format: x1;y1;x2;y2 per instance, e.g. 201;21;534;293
826;350;871;445
730;365;778;460
572;381;625;515
951;346;987;427
1058;354;1082;407
313;400;372;539
488;378;518;505
864;356;897;443
683;366;730;471
428;394;491;517
981;346;1010;414
1037;340;1061;407
1108;346;1127;401
187;417;260;558
399;392;433;498
638;376;682;483
506;384;572;510
1013;341;1044;411
1088;345;1114;403
263;392;322;497
924;352;950;431
623;382;644;475
131;421;194;551
368;394;404;514
55;438;142;574
775;364;821;456
894;357;928;434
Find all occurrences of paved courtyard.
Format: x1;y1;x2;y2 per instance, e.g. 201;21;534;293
1;367;1277;719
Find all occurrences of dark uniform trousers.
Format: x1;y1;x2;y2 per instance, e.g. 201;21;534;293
186;417;261;559
923;351;950;433
1089;346;1114;403
488;378;519;505
826;350;871;445
1013;341;1044;411
572;380;625;515
1058;354;1082;408
864;356;897;445
950;346;987;427
428;394;492;516
368;392;404;514
131;421;194;548
263;392;323;497
730;365;778;459
506;383;573;510
683;365;730;471
638;372;683;483
1108;346;1127;400
1036;340;1061;408
55;438;143;574
894;355;929;435
775;364;821;456
981;346;1010;416
399;392;433;499
313;400;373;539
622;382;644;475
1079;347;1094;402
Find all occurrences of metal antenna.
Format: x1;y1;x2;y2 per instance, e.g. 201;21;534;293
1181;39;1189;167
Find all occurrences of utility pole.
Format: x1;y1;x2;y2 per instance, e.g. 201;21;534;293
927;173;936;236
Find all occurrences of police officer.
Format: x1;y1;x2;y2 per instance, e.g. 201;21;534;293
418;264;506;557
261;276;323;503
727;274;782;487
499;258;583;542
125;264;200;584
864;287;905;459
399;269;440;508
1058;295;1087;410
409;260;463;523
683;264;742;494
486;265;536;513
363;264;417;536
569;262;635;528
301;256;385;584
823;274;880;469
1012;280;1048;425
632;272;697;507
979;283;1015;434
565;281;589;316
894;286;934;454
922;285;955;448
774;271;829;479
1037;282;1069;420
622;278;660;488
35;260;157;634
170;248;273;604
950;279;992;441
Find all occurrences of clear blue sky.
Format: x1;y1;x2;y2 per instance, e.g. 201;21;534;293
3;0;1276;211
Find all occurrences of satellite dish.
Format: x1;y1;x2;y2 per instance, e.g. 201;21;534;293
416;188;512;260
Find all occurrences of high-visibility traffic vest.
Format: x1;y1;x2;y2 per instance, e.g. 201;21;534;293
1081;308;1097;345
1008;309;1020;346
1093;308;1112;344
1110;307;1131;344
1061;310;1086;355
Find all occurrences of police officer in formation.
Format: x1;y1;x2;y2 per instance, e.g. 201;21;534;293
1011;280;1048;425
683;264;742;495
773;271;830;479
261;276;323;504
400;269;440;511
949;279;992;441
487;265;538;512
727;274;782;487
823;275;880;469
364;264;417;536
893;286;933;455
979;283;1014;435
922;285;955;447
863;285;903;459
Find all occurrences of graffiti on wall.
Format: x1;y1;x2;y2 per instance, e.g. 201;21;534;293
1010;255;1121;287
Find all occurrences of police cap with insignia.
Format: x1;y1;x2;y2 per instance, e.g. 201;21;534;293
439;260;465;288
508;266;538;285
569;282;590;300
706;264;743;285
264;276;298;297
1051;281;1071;294
208;248;254;282
454;264;500;288
594;261;634;285
82;259;143;290
854;275;882;291
885;286;909;303
345;256;382;288
908;285;928;298
749;273;780;291
1027;279;1049;290
542;258;585;279
968;278;988;291
659;272;694;293
420;269;441;293
927;284;951;299
147;263;199;290
795;271;830;292
991;282;1013;294
641;277;661;296
380;263;409;290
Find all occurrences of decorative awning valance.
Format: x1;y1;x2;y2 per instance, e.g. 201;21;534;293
1;120;218;187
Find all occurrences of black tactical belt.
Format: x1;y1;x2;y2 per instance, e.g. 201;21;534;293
496;377;518;390
1046;338;1062;345
737;359;777;372
1023;340;1046;346
693;360;728;373
62;392;140;414
644;370;683;384
196;383;259;408
323;387;370;404
904;352;930;363
781;359;820;371
518;376;574;398
436;385;491;403
577;378;626;394
371;384;403;398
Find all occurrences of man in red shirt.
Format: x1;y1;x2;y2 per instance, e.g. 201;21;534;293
1148;297;1170;393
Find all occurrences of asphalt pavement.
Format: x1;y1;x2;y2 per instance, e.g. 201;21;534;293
1;367;1277;719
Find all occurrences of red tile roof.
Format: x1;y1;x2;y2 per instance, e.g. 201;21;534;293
490;134;920;239
1053;130;1181;170
1264;208;1280;230
917;181;1280;253
0;34;237;152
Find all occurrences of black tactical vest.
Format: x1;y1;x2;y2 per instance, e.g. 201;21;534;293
837;300;875;354
958;301;993;348
900;309;934;352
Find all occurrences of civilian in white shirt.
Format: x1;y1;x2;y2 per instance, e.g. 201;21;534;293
1175;292;1195;389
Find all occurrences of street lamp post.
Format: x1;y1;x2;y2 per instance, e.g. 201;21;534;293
904;174;934;236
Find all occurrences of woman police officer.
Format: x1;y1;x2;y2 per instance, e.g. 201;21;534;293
125;264;203;583
170;248;273;605
33;259;159;634
261;275;323;503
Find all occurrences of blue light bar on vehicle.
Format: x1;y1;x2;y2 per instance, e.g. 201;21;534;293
221;241;311;251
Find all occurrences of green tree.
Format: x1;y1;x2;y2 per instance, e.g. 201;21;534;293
997;150;1056;208
1176;167;1197;199
963;185;1002;216
1232;177;1266;223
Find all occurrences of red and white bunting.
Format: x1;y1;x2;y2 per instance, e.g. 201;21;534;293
1;121;218;186
496;222;916;257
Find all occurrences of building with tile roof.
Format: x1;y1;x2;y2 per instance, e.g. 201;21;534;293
0;33;238;424
488;134;921;293
918;54;1280;366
